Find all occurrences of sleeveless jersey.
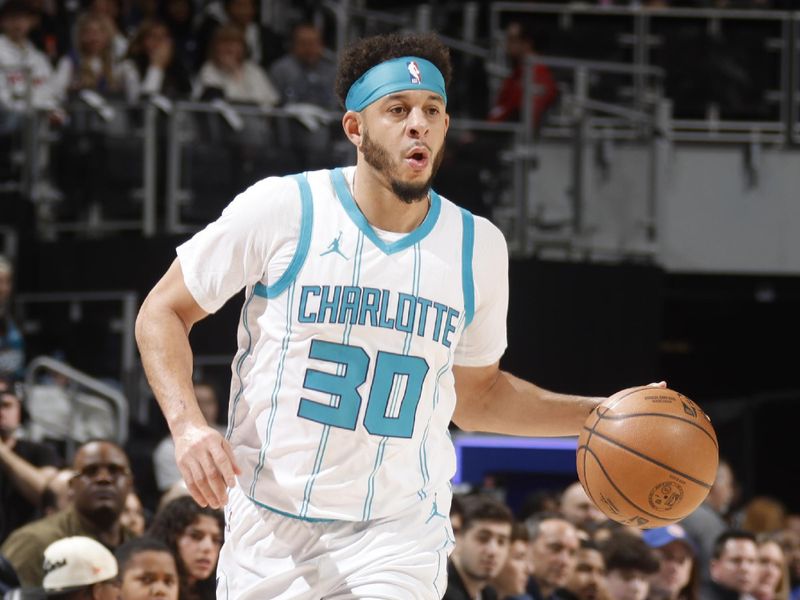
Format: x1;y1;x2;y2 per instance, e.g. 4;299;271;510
177;167;509;521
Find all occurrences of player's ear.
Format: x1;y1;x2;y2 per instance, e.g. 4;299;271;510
342;111;362;146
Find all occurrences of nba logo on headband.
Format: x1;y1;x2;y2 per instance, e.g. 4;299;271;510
407;61;422;84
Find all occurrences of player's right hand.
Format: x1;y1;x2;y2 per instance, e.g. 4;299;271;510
173;423;240;509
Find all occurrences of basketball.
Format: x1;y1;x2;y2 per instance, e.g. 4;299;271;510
576;386;719;529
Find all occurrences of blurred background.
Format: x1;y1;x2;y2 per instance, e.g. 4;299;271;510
1;0;799;521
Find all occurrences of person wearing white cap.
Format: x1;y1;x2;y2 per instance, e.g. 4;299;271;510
41;536;119;600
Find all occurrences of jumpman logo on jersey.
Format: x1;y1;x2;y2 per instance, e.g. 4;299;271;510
425;494;447;524
320;231;349;259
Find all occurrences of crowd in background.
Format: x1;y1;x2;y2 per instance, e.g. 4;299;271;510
3;380;800;600
1;1;799;599
0;0;338;113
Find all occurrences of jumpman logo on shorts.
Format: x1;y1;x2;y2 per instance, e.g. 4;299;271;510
320;231;348;259
425;494;447;524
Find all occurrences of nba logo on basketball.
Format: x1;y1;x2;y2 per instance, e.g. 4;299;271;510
407;61;422;84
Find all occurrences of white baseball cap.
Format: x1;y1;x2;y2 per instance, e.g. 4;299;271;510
42;537;118;594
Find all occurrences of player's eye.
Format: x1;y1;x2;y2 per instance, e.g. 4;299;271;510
389;106;406;114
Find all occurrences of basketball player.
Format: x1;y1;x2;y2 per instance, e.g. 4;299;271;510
135;32;660;599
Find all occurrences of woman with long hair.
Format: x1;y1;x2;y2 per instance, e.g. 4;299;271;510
147;495;224;600
119;18;191;103
53;11;121;100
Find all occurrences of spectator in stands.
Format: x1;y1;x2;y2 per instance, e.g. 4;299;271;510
681;459;736;587
641;524;699;600
193;24;279;108
706;530;759;600
84;0;128;59
0;0;62;123
153;381;224;493
116;536;179;600
445;494;514;600
269;22;336;110
269;21;337;170
41;468;77;516
157;480;190;513
754;536;789;600
160;0;196;74
525;513;580;600
41;536;120;600
120;491;147;537
490;521;534;600
559;482;605;532
556;539;607;600
520;490;561;522
0;439;136;587
24;0;69;63
119;18;192;103
451;493;465;537
53;12;123;101
739;497;787;536
195;0;283;71
0;256;24;381
601;532;659;600
774;530;800;600
488;20;558;133
148;496;223;600
0;378;61;545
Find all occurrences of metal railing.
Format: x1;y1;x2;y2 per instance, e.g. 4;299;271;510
15;290;138;390
165;100;349;233
24;356;129;456
488;2;798;144
510;54;669;257
37;95;159;237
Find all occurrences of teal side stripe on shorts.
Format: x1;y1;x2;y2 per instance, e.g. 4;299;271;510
460;208;475;327
254;172;314;299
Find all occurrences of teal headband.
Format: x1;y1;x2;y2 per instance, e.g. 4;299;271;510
345;56;447;112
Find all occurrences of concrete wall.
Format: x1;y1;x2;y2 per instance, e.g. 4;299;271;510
530;141;800;274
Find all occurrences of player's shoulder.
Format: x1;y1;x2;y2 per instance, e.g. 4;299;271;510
436;193;508;251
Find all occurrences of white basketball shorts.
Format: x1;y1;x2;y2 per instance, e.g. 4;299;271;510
216;484;455;599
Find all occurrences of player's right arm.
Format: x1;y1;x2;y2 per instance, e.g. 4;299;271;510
135;258;239;509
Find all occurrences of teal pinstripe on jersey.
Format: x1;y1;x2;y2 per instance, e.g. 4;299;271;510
179;167;507;522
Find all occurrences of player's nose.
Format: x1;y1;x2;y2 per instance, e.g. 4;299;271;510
406;107;430;137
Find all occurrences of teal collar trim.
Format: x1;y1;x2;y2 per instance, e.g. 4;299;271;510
330;168;441;255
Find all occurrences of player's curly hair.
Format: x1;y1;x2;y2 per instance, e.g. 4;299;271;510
334;32;453;109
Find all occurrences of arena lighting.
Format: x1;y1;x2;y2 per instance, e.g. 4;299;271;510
452;434;578;484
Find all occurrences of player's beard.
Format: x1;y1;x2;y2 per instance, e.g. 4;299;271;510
360;127;445;204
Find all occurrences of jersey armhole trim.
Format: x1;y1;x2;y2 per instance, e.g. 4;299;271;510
460;208;475;327
254;173;314;299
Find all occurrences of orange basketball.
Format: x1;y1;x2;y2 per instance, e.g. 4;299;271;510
576;386;718;529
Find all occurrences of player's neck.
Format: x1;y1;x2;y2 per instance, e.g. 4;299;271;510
351;165;430;234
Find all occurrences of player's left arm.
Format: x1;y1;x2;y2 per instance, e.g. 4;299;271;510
452;363;603;437
451;216;660;436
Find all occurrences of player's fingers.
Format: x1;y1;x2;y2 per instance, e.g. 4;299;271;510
221;437;241;476
182;460;212;508
198;449;228;508
647;381;667;388
208;442;237;490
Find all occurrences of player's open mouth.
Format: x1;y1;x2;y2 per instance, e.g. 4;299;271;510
405;147;429;170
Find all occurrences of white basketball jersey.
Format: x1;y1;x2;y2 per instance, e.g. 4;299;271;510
177;167;509;521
